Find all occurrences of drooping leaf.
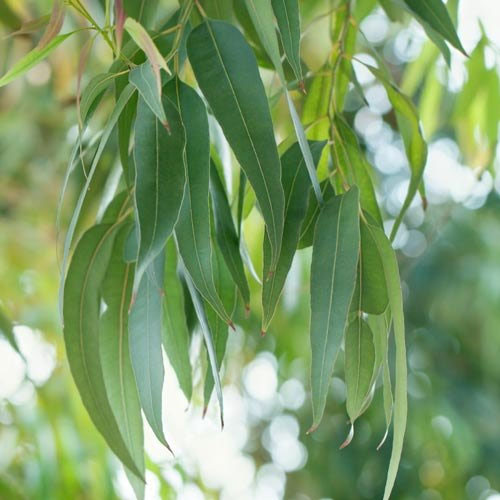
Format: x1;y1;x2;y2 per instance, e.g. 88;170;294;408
100;225;145;498
302;70;332;140
63;223;142;478
124;0;159;27
180;260;225;427
133;92;186;293
129;62;168;127
331;116;383;226
403;0;466;56
262;141;325;332
163;239;192;401
365;224;407;500
79;72;122;125
37;0;65;50
0;306;21;356
59;84;136;319
298;180;335;249
187;20;285;272
209;161;250;306
345;316;375;424
115;0;126;52
129;251;171;451
165;78;232;326
271;0;303;83
309;186;360;432
0;32;74;88
365;64;428;240
204;240;237;409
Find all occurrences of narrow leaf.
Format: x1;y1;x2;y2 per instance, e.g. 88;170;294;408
271;0;303;83
262;141;325;332
210;161;250;306
63;223;142;478
0;307;21;356
129;251;171;450
365;224;407;500
166;78;232;326
309;187;360;432
0;32;73;87
100;225;145;498
37;0;65;50
163;239;192;401
187;20;285;272
133;92;186;293
403;0;467;55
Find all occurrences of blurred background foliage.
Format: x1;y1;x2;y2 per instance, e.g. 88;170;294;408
1;0;500;499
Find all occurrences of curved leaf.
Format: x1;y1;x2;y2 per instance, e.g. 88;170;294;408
166;78;232;325
129;251;171;450
309;186;360;433
210;161;250;306
262;141;325;332
63;223;142;478
187;20;284;272
100;225;144;498
133;92;186;292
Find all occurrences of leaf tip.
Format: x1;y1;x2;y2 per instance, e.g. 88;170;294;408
339;423;354;449
377;428;390;451
306;423;318;435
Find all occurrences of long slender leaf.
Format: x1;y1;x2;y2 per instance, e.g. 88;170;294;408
100;225;144;498
0;307;21;356
0;32;74;87
309;186;360;432
210;162;250;306
129;251;171;450
63;223;142;478
166;78;232;325
365;224;407;500
272;0;303;83
163;239;192;401
37;0;65;50
187;20;284;272
133;92;186;293
262;141;325;332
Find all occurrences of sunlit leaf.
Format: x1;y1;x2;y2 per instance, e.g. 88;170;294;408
309;186;360;432
187;20;285;272
63;223;142;478
100;225;145;498
262;141;326;332
163;239;192;401
166;78;232;325
133;92;185;293
129;251;171;451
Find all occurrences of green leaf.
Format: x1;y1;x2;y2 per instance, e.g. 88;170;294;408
100;225;145;498
365;224;407;500
37;0;65;50
63;223;142;478
165;78;232;326
187;20;285;272
262;141;325;332
0;306;21;356
0;0;21;30
309;186;360;432
60;84;135;318
345;317;375;424
302;70;332;140
0;32;73;87
244;0;285;80
124;0;159;27
331;116;383;226
79;72;120;125
209;161;250;306
365;64;428;240
298;179;335;249
403;0;466;55
203;240;237;409
271;0;303;82
133;92;186;293
129;62;168;127
181;261;225;427
129;251;171;451
163;239;192;401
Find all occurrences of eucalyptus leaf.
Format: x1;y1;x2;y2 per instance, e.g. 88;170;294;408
309;186;360;432
187;20;285;272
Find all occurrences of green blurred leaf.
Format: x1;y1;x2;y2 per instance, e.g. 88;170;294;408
187;20;285;272
0;306;21;356
309;186;360;432
129;251;171;451
262;141;325;332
